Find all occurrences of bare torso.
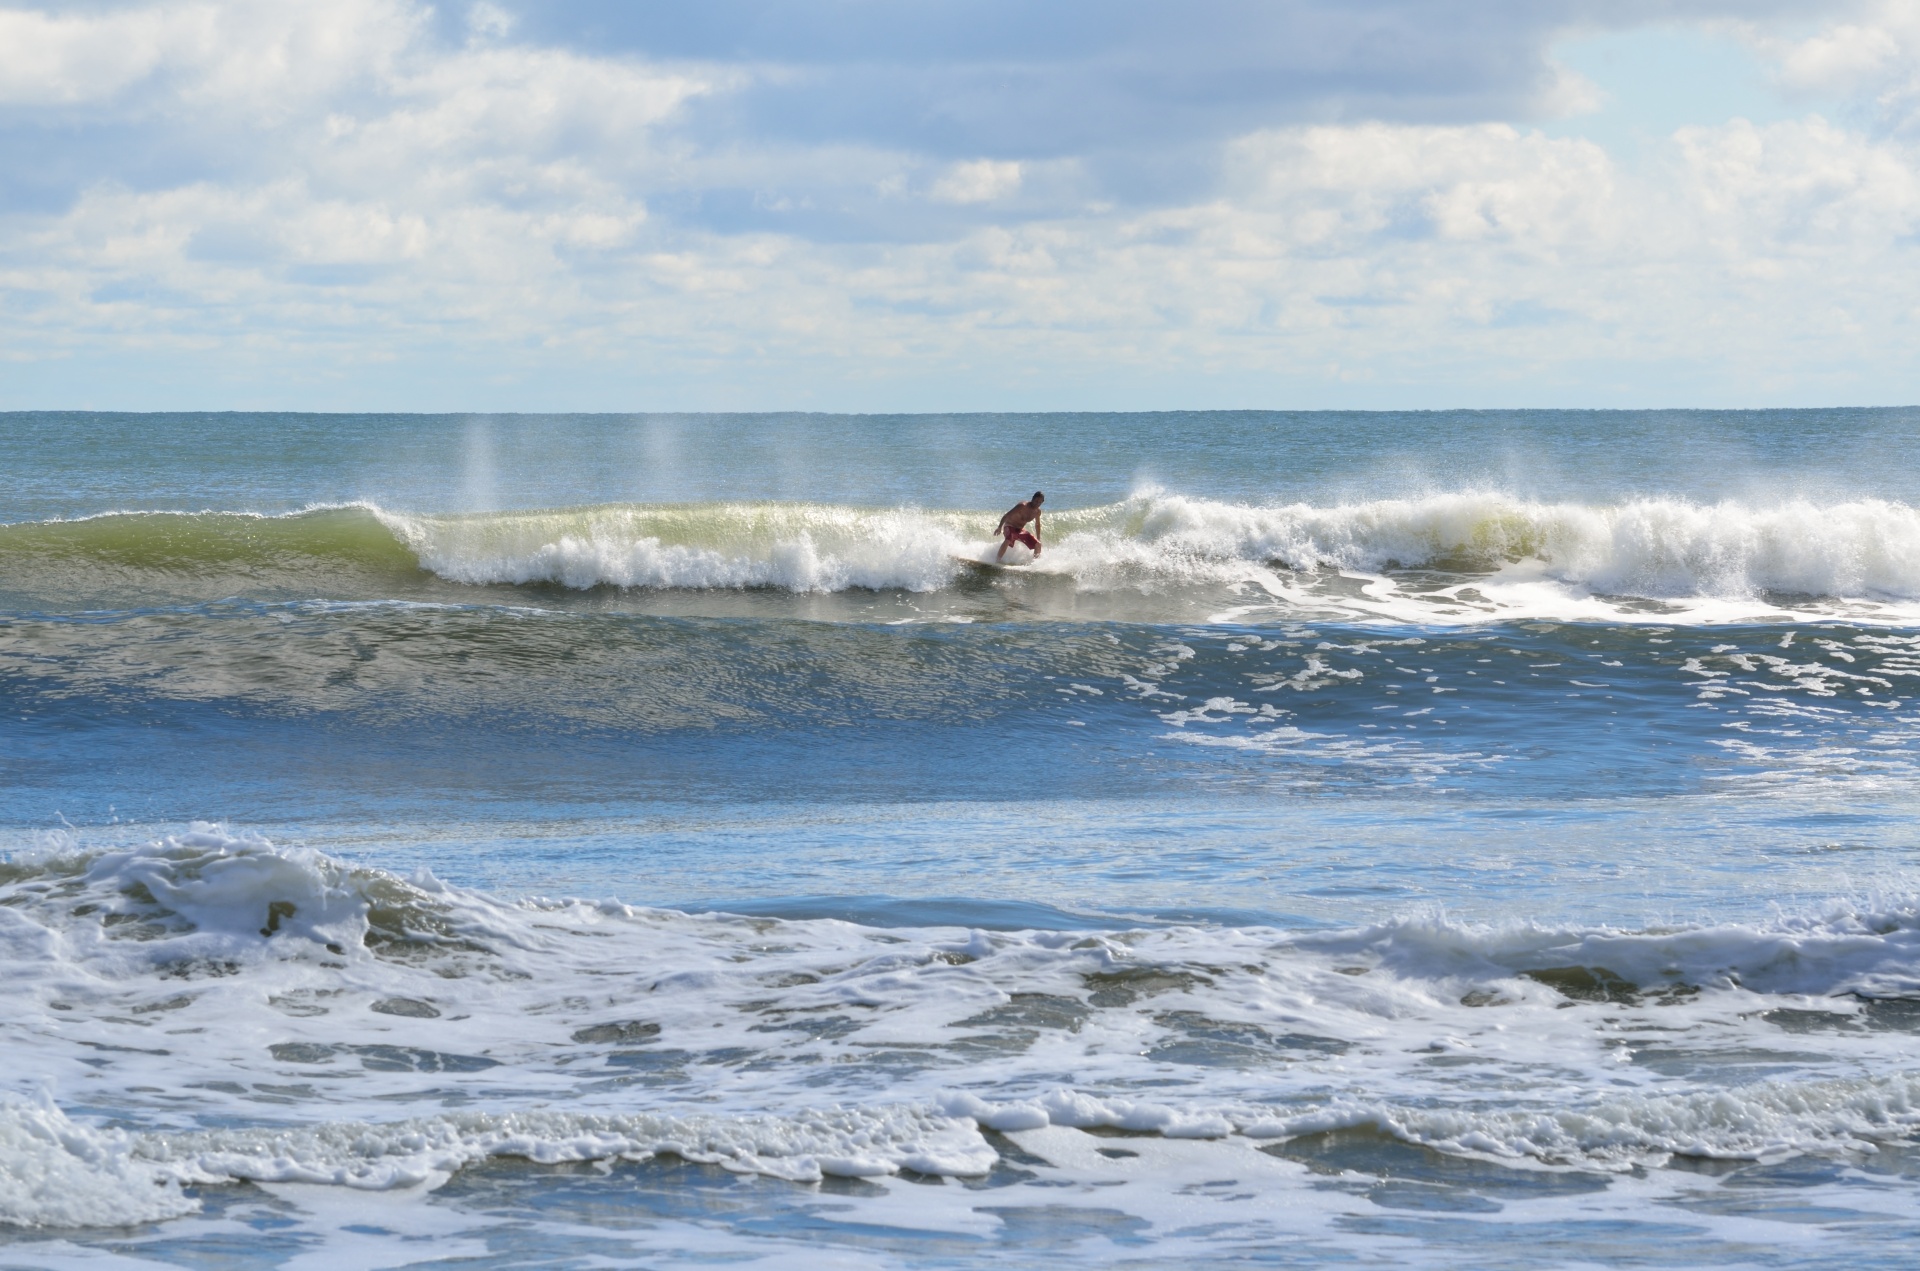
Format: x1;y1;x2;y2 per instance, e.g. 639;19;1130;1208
997;501;1041;535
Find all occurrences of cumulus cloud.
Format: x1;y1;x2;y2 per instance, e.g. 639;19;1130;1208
931;160;1022;205
1754;0;1920;134
0;7;181;104
0;0;1915;407
0;2;708;299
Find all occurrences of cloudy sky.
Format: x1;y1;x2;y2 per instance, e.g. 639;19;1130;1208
2;0;1918;410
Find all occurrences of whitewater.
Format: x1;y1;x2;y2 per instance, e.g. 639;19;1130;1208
10;489;1920;624
6;408;1920;1269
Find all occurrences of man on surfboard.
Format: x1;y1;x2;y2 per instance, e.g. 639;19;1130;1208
995;491;1044;561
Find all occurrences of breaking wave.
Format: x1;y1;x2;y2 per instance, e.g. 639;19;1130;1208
5;492;1920;608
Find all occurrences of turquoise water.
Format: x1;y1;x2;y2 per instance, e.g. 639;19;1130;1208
5;409;1920;1268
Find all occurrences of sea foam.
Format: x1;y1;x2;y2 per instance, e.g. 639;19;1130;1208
5;827;1920;1230
370;492;1920;599
0;1097;194;1228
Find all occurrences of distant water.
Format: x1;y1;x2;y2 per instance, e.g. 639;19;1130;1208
6;409;1920;1269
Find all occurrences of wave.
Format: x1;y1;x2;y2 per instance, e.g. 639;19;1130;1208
1256;1070;1920;1167
19;1070;1920;1228
9;828;1920;1225
0;505;419;576
949;1069;1920;1167
0;1094;990;1228
279;492;1920;602
6;493;1920;611
21;1065;1919;1230
381;503;969;593
11;825;1920;999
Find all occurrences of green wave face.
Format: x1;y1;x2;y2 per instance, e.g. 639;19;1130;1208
0;507;418;572
0;507;430;610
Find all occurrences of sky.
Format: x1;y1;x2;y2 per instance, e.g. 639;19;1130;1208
1;0;1918;411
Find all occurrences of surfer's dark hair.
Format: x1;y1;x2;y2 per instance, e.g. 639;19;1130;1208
1032;491;1044;502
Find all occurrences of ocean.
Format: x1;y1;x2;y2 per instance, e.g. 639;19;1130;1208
5;407;1920;1268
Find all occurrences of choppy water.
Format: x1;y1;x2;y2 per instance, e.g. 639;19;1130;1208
5;409;1920;1268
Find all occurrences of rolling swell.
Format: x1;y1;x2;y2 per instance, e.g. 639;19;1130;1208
0;506;415;573
4;493;1920;613
0;506;426;610
7;605;1918;813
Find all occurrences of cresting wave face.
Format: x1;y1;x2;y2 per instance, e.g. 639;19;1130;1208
7;491;1920;623
6;827;1920;1232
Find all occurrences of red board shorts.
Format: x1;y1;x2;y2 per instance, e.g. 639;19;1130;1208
1002;528;1040;552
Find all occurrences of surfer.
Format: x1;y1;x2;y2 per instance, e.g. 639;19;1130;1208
995;492;1044;561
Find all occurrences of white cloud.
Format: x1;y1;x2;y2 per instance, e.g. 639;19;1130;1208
1765;5;1913;91
931;160;1023;204
1750;0;1920;132
0;2;709;279
0;0;1918;407
1676;116;1920;250
0;1;440;112
1537;63;1610;120
1227;124;1619;248
0;6;195;104
468;2;514;43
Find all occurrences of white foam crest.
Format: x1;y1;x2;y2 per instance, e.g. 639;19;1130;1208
368;494;1920;616
13;828;1920;1008
941;1072;1920;1166
1283;898;1920;997
960;1066;1920;1166
1248;1069;1920;1168
377;504;971;593
0;1096;194;1228
139;1105;995;1189
0;823;524;979
940;1090;1235;1139
1084;491;1920;596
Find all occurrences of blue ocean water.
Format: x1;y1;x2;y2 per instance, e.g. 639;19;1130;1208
5;409;1920;1268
